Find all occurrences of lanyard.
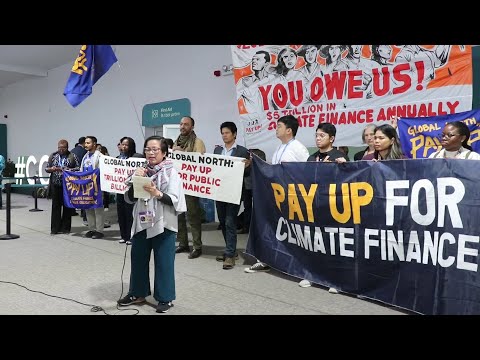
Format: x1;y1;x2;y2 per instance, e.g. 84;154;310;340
59;155;67;168
274;139;294;164
83;152;94;169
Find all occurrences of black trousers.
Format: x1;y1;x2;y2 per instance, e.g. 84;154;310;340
116;194;134;241
51;185;73;233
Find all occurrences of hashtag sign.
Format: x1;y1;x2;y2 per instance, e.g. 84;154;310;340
14;156;27;184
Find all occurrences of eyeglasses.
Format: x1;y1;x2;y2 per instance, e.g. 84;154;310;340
144;148;162;153
439;133;459;140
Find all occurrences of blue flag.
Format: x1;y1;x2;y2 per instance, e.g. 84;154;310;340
63;45;118;108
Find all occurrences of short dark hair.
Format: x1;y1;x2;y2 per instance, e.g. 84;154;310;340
278;115;299;137
85;136;97;144
164;138;174;149
316;123;336;138
143;136;168;155
255;50;271;63
220;121;237;135
78;136;86;144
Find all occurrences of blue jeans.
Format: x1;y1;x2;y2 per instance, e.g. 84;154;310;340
129;229;176;303
215;201;240;258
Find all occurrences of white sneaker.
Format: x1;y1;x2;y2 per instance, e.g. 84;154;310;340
119;239;126;243
299;279;311;288
328;287;339;294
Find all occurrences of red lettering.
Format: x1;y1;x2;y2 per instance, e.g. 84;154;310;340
236;45;264;49
447;101;459;113
417;103;427;117
288;80;304;107
297;114;315;127
372;67;390;97
324;71;347;100
347;70;363;99
272;83;288;109
414;61;425;91
392;63;411;95
318;113;325;123
366;109;374;123
258;85;272;110
310;77;324;102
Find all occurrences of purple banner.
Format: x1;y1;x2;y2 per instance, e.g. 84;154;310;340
63;169;103;209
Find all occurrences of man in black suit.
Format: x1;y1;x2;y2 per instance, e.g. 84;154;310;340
213;122;250;270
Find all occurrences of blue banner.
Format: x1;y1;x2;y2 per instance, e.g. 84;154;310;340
398;109;480;158
63;169;103;209
247;156;480;315
63;45;118;108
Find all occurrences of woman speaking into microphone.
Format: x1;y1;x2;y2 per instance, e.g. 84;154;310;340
117;136;187;313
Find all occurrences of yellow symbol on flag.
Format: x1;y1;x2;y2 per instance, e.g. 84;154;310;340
71;45;88;75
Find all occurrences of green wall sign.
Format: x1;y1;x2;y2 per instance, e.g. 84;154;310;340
142;98;191;127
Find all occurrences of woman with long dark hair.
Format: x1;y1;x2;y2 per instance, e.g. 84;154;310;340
362;124;405;160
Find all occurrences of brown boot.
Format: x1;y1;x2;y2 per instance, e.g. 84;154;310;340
223;257;235;270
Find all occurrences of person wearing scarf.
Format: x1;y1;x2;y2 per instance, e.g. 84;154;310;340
46;139;80;235
118;136;186;313
173;116;206;259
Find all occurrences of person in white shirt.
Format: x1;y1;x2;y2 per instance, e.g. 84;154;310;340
244;115;309;274
271;115;310;164
429;121;480;160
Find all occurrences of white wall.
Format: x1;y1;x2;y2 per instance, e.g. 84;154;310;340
0;45;241;163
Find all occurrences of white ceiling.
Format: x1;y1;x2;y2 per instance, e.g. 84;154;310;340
0;45;81;88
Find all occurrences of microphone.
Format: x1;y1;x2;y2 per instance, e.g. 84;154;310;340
125;160;148;186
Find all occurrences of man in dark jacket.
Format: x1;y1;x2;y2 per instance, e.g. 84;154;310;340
71;136;87;161
213;121;250;270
